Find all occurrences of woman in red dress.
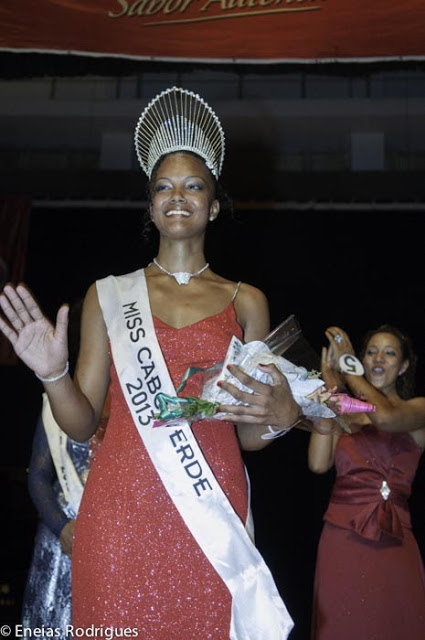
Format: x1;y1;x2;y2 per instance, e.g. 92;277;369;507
309;324;425;640
0;87;298;639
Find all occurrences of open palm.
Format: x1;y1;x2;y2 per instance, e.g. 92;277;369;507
0;284;69;378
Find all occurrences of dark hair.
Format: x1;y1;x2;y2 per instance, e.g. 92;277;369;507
141;151;233;243
359;324;417;399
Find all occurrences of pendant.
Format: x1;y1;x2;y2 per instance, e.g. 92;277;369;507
174;272;192;285
152;258;209;284
380;480;391;501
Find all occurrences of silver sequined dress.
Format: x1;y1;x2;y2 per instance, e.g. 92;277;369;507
21;414;90;638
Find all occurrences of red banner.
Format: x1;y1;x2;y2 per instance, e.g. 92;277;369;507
0;1;424;62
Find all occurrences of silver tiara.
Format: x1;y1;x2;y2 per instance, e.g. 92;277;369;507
134;86;225;179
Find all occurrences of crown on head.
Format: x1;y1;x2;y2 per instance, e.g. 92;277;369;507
134;86;225;179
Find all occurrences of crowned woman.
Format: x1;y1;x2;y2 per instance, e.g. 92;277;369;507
0;87;299;639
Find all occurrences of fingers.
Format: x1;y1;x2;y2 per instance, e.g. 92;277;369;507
227;363;286;391
0;286;26;334
217;364;299;430
217;367;272;422
218;365;286;414
0;283;45;333
326;326;344;335
55;304;70;342
224;365;273;395
327;385;338;394
216;407;264;425
325;327;357;362
218;378;263;407
324;343;339;369
257;363;289;387
0;313;18;345
15;284;45;321
325;327;344;341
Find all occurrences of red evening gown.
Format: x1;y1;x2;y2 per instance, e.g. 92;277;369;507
311;426;425;640
72;301;248;639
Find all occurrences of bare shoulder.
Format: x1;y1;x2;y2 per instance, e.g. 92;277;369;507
402;396;425;448
407;397;425;450
75;282;111;414
406;395;425;408
404;395;425;419
84;281;99;307
77;283;110;382
238;281;268;302
234;282;270;342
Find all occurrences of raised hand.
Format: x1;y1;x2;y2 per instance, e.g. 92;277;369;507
0;284;69;378
321;345;345;390
325;326;355;359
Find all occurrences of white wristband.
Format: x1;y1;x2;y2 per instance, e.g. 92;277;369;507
35;361;69;383
261;416;303;440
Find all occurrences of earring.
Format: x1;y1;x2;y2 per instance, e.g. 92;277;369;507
209;214;215;222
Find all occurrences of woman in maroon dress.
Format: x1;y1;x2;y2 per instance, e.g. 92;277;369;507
309;324;425;640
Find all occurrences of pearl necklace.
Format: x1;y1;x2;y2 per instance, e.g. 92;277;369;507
152;257;209;285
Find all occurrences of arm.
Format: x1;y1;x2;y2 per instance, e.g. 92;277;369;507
326;326;425;436
222;286;300;451
28;414;70;538
235;283;270;344
307;340;343;472
43;284;110;441
345;381;425;435
320;344;346;392
0;283;110;441
308;430;340;474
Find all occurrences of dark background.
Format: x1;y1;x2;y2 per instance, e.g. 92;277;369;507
1;44;425;640
2;203;425;638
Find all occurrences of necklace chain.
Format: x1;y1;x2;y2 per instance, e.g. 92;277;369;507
152;257;209;285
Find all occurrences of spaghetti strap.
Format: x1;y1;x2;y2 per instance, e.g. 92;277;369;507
231;281;242;302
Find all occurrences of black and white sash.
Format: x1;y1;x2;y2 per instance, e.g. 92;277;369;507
96;268;294;640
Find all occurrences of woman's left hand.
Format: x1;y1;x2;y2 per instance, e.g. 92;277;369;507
216;363;300;429
325;326;355;360
321;345;345;389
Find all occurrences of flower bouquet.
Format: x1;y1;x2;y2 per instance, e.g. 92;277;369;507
153;315;375;429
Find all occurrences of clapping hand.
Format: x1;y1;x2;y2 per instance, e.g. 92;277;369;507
325;326;355;360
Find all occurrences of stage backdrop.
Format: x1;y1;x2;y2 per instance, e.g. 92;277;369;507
0;197;31;366
0;1;424;62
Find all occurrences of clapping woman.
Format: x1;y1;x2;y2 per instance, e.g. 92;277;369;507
309;324;425;640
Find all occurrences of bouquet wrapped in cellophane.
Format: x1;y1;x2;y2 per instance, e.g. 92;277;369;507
153;315;375;430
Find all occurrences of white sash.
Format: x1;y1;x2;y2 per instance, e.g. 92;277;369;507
96;268;294;640
42;392;85;515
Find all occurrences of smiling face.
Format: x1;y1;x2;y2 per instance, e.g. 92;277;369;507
149;152;220;239
362;332;409;396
